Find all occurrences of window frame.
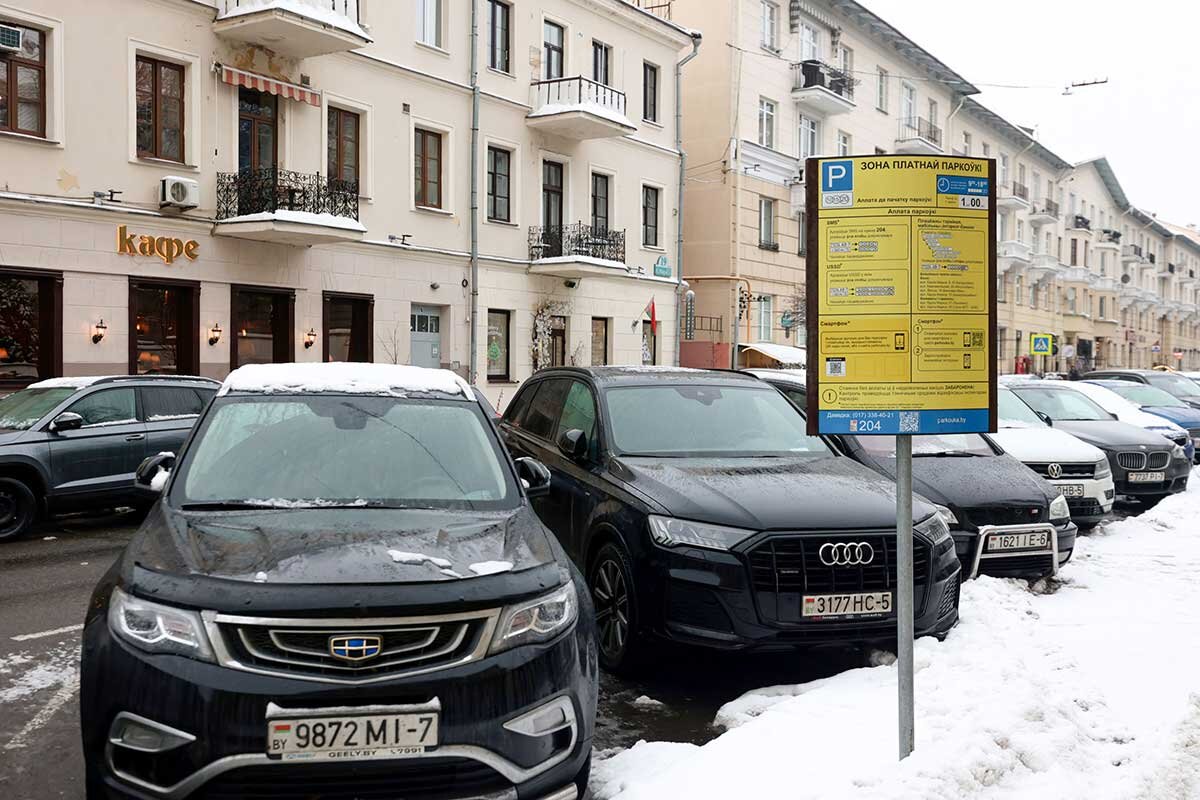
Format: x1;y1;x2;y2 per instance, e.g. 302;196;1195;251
642;61;659;123
322;291;375;364
0;266;63;389
837;130;851;157
875;66;889;112
543;20;565;80
756;295;774;342
591;317;610;366
416;0;443;49
414;127;444;210
592;39;611;86
758;196;776;248
134;54;184;162
487;0;510;73
229;284;296;371
326;105;360;184
591;171;610;232
761;1;779;50
486;309;512;382
641;184;661;249
758;97;776;149
0;20;46;137
798;21;818;60
486;144;512;223
798;115;819;161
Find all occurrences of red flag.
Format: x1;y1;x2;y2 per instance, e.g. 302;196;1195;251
644;297;657;335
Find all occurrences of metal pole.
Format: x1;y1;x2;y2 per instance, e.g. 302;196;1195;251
895;433;915;759
467;0;481;384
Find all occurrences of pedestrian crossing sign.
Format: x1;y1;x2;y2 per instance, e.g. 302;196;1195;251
1031;333;1052;355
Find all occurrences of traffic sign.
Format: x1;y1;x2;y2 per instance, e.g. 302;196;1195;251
1031;333;1053;355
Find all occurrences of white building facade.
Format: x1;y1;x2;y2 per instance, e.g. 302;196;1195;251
0;0;696;401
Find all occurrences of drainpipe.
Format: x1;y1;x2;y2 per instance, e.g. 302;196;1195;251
468;0;481;384
674;31;703;366
944;94;966;151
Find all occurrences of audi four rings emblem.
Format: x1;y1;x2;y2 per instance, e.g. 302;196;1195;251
819;541;875;566
1047;463;1062;479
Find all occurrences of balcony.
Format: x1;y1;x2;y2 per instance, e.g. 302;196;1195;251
1061;266;1094;286
997;240;1031;274
1027;252;1062;283
997;181;1031;211
1122;243;1145;265
213;168;364;245
526;77;635;140
212;0;370;59
790;60;856;116
527;223;628;278
1095;229;1121;253
1029;198;1059;226
1069;214;1092;231
895;117;942;154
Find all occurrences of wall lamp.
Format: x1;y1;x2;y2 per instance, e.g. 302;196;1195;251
304;328;317;349
92;319;107;344
208;323;222;346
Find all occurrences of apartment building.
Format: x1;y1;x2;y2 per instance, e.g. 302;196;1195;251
0;0;696;400
670;0;1200;373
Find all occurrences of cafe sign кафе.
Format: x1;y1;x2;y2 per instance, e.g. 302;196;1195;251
116;225;199;265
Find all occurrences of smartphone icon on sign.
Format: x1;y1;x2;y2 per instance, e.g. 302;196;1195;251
894;333;906;351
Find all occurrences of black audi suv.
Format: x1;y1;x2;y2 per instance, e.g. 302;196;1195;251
498;367;961;673
80;363;595;800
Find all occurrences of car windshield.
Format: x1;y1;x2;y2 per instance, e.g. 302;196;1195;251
998;389;1046;428
174;395;516;510
0;387;77;430
603;384;831;457
1012;388;1111;421
856;433;994;457
1102;382;1186;408
1146;373;1200;399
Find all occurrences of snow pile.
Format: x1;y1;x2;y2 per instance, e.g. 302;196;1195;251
242;497;368;508
220;362;473;400
527;101;635;131
469;560;514;576
27;376;101;389
214;0;371;41
217;209;367;232
594;479;1200;800
388;550;453;569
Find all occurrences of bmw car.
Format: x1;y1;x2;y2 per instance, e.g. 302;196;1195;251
1088;379;1200;462
80;363;595;800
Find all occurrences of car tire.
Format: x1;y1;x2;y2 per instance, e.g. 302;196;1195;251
589;541;644;674
573;751;592;796
0;477;37;541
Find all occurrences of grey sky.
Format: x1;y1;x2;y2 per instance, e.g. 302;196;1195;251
858;0;1199;226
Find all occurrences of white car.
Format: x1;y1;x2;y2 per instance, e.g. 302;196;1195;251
1062;380;1192;456
989;387;1114;529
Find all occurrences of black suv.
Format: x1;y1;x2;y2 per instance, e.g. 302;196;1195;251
498;367;961;672
80;363;595;800
0;375;217;540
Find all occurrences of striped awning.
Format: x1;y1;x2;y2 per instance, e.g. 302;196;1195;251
219;65;321;107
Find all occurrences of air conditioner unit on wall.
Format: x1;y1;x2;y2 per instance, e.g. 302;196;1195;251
160;176;199;211
0;24;23;53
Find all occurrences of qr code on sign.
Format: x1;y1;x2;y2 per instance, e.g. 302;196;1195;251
825;358;846;377
899;412;919;433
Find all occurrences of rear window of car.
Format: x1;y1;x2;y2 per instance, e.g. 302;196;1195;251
142;386;207;420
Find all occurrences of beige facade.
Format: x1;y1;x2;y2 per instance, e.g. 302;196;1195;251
671;0;1199;374
0;0;695;403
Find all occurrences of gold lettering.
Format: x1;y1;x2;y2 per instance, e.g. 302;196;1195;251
155;237;184;265
138;236;155;257
117;227;199;263
183;240;199;260
116;225;137;256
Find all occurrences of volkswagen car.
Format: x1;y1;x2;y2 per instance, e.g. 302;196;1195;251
80;363;595;800
498;367;961;673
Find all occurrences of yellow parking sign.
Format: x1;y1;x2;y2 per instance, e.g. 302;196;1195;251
805;155;997;436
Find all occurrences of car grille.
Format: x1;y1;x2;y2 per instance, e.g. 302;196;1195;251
1147;451;1171;469
937;574;960;618
1117;451;1147;470
211;611;497;684
1066;498;1104;516
1026;462;1094;479
195;758;509;800
977;554;1054;578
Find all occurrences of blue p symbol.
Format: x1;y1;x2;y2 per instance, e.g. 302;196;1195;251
823;160;853;191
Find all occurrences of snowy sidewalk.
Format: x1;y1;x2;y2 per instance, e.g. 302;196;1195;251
593;482;1200;799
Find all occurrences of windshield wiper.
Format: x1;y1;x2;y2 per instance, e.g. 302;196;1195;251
912;451;984;458
180;501;285;511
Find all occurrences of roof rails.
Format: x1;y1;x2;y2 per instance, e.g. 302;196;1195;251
92;375;221;386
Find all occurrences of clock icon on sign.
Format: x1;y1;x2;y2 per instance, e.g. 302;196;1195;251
937;177;950;192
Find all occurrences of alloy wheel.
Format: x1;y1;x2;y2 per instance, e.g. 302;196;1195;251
592;558;630;660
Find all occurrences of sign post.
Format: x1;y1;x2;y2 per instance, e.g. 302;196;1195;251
805;154;997;759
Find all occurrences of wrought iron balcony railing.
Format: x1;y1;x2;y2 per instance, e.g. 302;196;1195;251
791;60;855;100
530;76;627;118
217;0;362;27
529;223;626;263
898;116;942;147
215;168;359;221
1010;181;1030;201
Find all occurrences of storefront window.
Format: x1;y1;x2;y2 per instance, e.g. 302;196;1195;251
487;310;510;381
0;276;41;383
591;318;609;366
549;315;567;367
232;287;293;368
323;293;373;362
131;281;198;375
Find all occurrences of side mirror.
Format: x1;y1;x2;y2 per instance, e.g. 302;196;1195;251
134;452;176;494
515;457;552;498
557;428;589;461
49;412;83;432
1035;411;1053;427
1108;411;1119;421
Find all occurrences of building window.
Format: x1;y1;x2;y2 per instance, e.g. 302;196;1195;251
591;173;610;232
997;274;1007;303
837;130;851;156
231;286;294;369
543;21;564;79
0;23;45;136
927;98;938;128
876;67;888;112
1099;296;1107;320
1070;238;1078;266
799;115;819;161
982;142;990;158
414;127;442;209
962;131;972;155
592;40;611;86
134;56;183;162
837;45;854;99
642;185;660;248
1015;274;1023;306
130;280;199;375
643;62;659;122
486;145;511;222
641;320;657;366
759;197;776;248
487;310;510;381
548;315;568;367
323;292;373;363
417;0;442;47
327;107;359;184
900;82;915;121
488;0;510;72
761;1;779;50
0;269;61;387
591;318;609;365
1000;153;1010;187
799;22;818;60
756;295;774;341
758;98;775;148
997;327;1007;361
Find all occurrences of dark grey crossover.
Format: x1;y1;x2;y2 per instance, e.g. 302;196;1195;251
0;375;217;540
499;367;961;673
80;364;595;800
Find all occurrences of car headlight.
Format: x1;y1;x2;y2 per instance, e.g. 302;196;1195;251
932;504;958;528
1173;443;1187;460
108;586;213;661
914;512;951;545
489;581;577;654
1094;458;1111;479
1049;494;1070;522
647;515;755;551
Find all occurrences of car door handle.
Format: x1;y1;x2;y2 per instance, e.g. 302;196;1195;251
125;434;146;441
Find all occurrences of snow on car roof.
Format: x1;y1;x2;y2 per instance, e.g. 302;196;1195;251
27;376;104;389
218;363;474;400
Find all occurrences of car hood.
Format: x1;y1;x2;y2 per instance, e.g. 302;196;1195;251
864;453;1055;510
128;504;557;585
1139;405;1200;428
0;428;33;445
989;427;1105;463
617;454;935;531
1050;420;1174;449
1114;406;1185;432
